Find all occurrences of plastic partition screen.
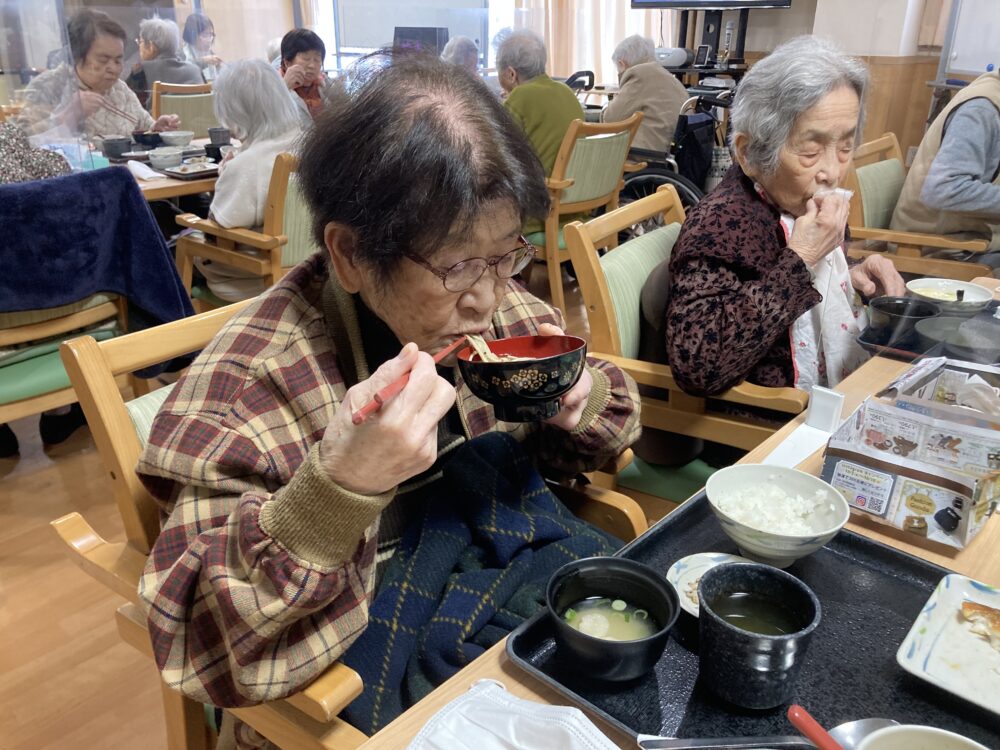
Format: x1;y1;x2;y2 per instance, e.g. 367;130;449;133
630;1;790;8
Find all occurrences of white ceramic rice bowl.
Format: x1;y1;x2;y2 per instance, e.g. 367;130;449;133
704;465;850;568
158;130;194;147
906;278;992;317
148;147;184;169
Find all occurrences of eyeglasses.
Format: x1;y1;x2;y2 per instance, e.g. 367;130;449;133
404;236;536;292
200;30;216;39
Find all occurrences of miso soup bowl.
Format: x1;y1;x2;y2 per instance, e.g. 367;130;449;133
546;556;680;682
456;334;586;423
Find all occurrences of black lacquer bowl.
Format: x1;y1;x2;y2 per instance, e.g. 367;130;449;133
457;334;586;422
546;557;680;682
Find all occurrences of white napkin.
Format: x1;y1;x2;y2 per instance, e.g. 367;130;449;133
126;160;166;181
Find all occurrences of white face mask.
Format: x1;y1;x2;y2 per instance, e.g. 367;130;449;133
405;680;619;750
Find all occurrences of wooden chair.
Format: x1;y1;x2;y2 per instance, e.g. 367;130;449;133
525;113;646;315
151;81;217;138
53;303;647;749
843;132;990;281
0;295;147;425
564;185;809;518
175;152;319;312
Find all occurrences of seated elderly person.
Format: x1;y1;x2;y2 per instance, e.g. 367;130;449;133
191;59;303;302
498;29;584;176
280;28;330;120
891;68;1000;270
17;10;179;141
440;35;479;73
602;34;688;153
137;52;639;746
666;36;905;397
127;17;203;110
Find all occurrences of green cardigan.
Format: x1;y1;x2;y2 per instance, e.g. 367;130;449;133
503;74;584;176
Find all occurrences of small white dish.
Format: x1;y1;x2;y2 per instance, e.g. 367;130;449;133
666;552;752;617
896;573;1000;717
182;156;215;165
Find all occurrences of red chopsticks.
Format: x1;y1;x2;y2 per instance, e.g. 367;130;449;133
351;337;467;425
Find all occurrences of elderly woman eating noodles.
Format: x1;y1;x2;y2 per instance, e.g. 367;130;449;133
136;52;639;747
666;36;905;397
17;10;180;142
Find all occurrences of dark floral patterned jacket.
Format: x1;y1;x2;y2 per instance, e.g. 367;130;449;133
665;164;820;396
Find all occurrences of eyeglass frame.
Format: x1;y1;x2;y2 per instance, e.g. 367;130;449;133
402;235;536;292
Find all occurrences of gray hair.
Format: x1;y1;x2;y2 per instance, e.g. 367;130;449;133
496;28;547;81
213;59;303;146
612;35;655;68
441;36;479;71
730;35;868;176
139;17;181;58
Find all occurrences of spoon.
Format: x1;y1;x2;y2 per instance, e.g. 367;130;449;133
635;716;900;749
787;705;844;750
828;718;899;750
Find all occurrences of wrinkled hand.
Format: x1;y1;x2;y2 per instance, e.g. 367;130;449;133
788;192;850;267
76;91;105;118
152;114;180;132
538;323;592;431
850;254;906;298
283;64;307;90
203;55;223;67
319;343;456;495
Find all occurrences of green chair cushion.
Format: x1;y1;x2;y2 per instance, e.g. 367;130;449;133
856;159;905;230
160;93;218;139
126;384;175;447
281;175;321;266
0;322;117;367
616;454;716;503
0;328;118;403
599;224;681;359
562;130;632;204
0;293;115;329
524;230;566;251
192;284;232;309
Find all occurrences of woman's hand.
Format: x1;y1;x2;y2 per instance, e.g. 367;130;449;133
850;254;906;297
319;343;456;495
538;323;593;431
152;114;180;132
203;55;223;67
787;192;850;267
283;64;307;90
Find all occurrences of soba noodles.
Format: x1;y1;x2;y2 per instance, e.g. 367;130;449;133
465;333;532;363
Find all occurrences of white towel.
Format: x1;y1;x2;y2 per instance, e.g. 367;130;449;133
126;160;166;181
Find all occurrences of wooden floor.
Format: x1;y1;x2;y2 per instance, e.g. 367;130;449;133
0;272;589;749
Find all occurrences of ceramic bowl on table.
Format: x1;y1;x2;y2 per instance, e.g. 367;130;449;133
157;130;194;147
857;725;990;750
147;147;184;170
867;296;940;348
101;136;132;158
704;464;850;568
456;335;586;422
906;278;992;318
915;316;1000;363
546;556;680;682
132;130;162;148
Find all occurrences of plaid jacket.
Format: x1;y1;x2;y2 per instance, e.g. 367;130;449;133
137;253;639;747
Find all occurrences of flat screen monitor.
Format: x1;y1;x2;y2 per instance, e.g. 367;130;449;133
392;27;449;55
630;1;790;8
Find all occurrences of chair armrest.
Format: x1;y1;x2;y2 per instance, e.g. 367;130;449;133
548;480;648;541
849;226;989;252
50;512;146;604
592;352;808;415
285;663;365;723
545;177;574;191
622;160;647;173
176;214;286;250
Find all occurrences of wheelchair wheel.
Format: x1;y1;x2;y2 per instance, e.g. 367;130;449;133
618;169;703;241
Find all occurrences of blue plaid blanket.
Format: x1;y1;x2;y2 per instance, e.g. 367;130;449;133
340;432;618;734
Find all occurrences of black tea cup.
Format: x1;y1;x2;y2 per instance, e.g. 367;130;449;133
698;563;821;709
207;127;230;146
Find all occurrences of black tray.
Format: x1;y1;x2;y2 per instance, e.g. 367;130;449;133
506;494;1000;745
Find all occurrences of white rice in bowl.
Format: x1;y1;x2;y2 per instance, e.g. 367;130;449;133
712;482;836;536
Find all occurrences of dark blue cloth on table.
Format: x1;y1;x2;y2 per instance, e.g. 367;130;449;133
0;167;194;373
340;432;619;735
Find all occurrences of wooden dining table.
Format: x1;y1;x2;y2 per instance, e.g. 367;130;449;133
358;354;1000;749
129;137;220;201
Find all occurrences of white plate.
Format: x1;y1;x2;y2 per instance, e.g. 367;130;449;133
666;552;752;617
162;163;218;176
896;573;1000;716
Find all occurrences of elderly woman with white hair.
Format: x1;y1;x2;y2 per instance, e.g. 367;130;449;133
128;17;203;109
193;58;303;301
497;29;583;178
601;34;688;153
440;35;479;73
665;36;905;397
